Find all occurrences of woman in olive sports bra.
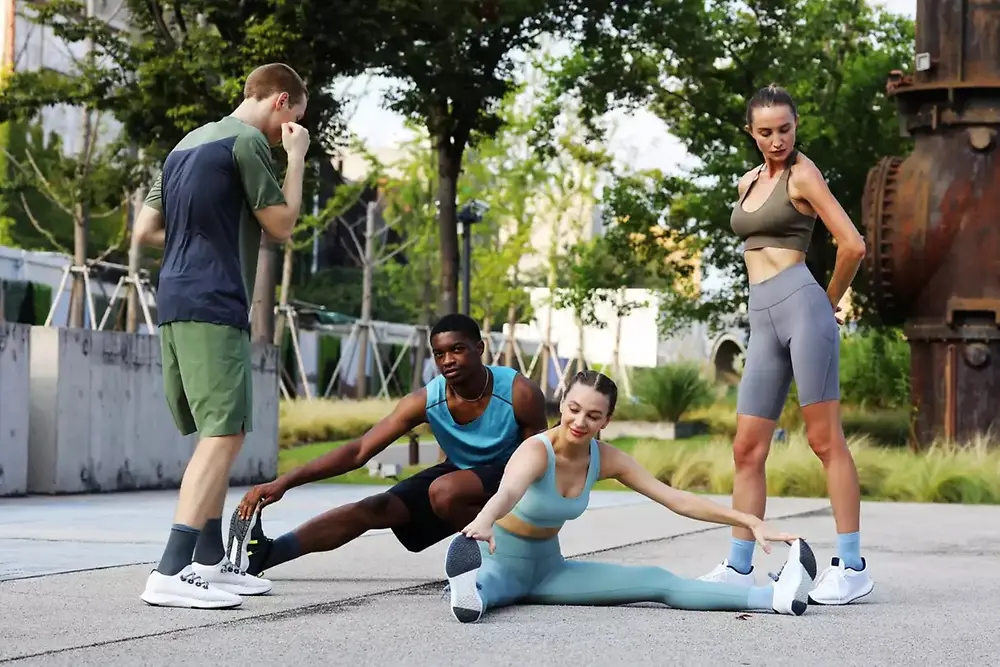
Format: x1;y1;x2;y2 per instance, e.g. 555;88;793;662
442;370;818;624
699;84;875;607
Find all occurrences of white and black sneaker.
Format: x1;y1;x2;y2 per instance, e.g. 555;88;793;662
444;535;485;623
769;539;818;616
192;556;273;596
140;565;243;609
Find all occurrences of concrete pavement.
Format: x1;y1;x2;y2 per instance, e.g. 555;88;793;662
1;485;997;666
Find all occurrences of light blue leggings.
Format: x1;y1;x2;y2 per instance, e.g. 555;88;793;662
476;526;774;613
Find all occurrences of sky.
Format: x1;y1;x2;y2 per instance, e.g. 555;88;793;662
337;1;917;174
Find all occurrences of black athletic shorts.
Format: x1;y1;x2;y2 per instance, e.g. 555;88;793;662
385;459;506;553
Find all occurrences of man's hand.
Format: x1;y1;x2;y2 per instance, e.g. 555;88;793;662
461;517;497;554
281;122;310;160
237;480;287;520
747;517;800;554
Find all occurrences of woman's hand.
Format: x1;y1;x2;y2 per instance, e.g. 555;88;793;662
747;517;800;554
461;518;496;554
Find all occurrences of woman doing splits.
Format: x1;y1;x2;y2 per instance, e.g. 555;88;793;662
698;84;875;605
443;371;817;624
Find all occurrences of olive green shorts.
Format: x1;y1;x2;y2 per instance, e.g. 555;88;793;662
160;321;253;437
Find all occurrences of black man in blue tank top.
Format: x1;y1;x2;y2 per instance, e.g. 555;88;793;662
444;371;818;623
228;314;549;580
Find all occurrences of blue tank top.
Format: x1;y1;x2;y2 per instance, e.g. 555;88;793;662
424;365;521;469
509;433;601;529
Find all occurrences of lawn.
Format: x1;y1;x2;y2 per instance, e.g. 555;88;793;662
275;435;715;490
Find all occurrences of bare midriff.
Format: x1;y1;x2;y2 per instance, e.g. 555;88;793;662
745;246;808;284
496;512;562;540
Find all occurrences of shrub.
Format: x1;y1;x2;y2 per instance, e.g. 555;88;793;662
630;430;1000;504
840;327;911;410
632;362;716;422
278;398;430;448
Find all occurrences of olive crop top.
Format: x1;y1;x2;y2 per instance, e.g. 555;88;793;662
508;434;601;529
730;155;817;254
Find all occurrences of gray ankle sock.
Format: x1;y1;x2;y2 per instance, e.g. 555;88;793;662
157;524;200;576
193;517;225;566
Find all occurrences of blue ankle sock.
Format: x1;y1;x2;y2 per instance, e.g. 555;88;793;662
837;532;863;570
264;532;302;570
727;538;756;575
747;585;774;611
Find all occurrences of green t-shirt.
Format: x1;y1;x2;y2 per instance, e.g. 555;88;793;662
145;116;286;330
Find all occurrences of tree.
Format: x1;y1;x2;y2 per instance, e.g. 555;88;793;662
366;0;640;315
547;0;915;333
458;91;546;357
0;0;391;336
0;118;138;324
554;168;699;376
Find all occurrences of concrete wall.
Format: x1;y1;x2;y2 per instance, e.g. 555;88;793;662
236;342;280;486
28;328;279;494
0;323;30;496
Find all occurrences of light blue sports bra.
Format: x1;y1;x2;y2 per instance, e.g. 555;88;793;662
509;433;601;529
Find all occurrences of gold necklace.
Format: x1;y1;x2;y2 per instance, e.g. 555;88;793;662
450;366;490;403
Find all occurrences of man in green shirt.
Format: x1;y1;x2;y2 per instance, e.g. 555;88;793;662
132;63;309;609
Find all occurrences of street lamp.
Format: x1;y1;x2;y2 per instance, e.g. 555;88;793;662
457;199;489;316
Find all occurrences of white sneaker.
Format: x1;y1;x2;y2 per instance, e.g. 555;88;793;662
808;557;875;605
698;559;756;587
192;556;273;596
444;535;484;623
769;539;817;616
140;565;243;609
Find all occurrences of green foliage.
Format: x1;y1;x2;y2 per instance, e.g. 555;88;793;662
378;131;443;325
293;265;416;324
457;93;548;328
632;432;1000;504
565;169;701;333
840;327;911;410
0;0;385;163
632;362;716;422
0;118;136;258
548;0;916;333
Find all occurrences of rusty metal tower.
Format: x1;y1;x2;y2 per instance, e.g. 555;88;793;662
863;0;1000;447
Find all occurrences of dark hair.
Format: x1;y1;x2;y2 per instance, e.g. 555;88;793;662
566;370;618;415
244;63;308;107
745;84;798;127
430;313;481;343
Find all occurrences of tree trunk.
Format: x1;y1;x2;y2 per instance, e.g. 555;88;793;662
540;249;559;399
411;251;433;393
505;298;517;369
612;288;625;381
481;314;491;363
273;241;294;346
68;205;88;328
250;239;279;343
355;200;376;399
434;134;461;315
575;314;586;374
125;184;146;333
69;1;94;330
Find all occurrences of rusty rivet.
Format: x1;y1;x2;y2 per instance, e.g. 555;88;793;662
963;343;990;368
967;127;994;151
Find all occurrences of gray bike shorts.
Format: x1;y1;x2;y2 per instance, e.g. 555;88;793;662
736;262;841;421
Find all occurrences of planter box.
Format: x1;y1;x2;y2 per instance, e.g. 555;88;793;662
27;327;279;494
600;419;709;441
0;323;30;496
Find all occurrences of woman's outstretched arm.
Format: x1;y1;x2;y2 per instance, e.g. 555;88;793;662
600;442;798;551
